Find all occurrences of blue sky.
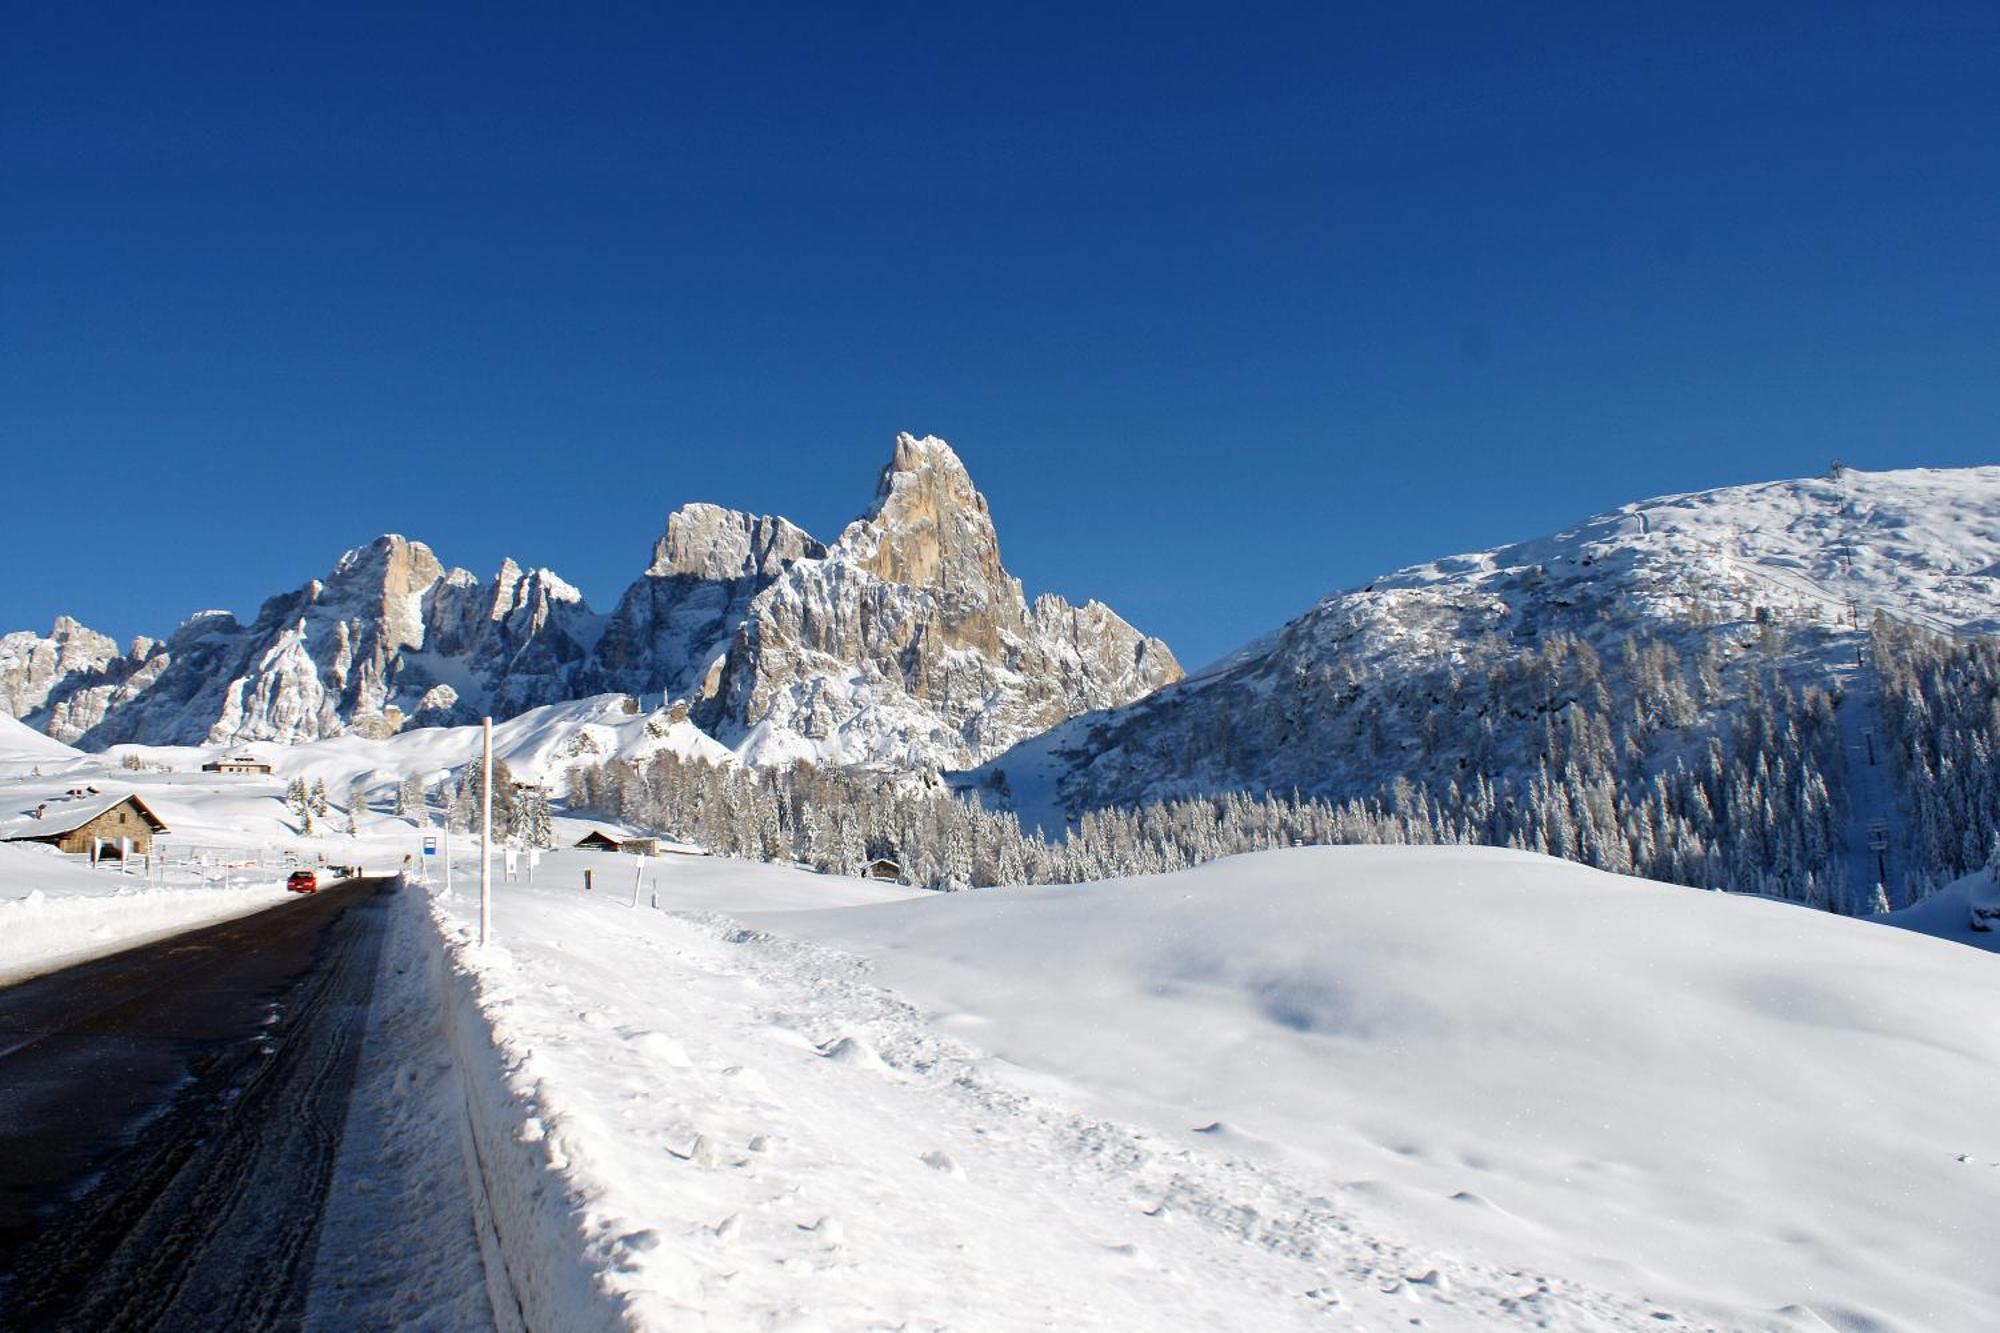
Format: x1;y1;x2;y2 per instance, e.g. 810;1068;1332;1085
3;3;1995;669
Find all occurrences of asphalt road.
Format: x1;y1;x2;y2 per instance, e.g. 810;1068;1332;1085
0;877;395;1332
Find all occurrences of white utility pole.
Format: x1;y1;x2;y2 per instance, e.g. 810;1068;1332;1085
443;805;453;896
479;716;494;946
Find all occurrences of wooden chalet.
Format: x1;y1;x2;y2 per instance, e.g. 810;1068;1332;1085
573;830;660;856
201;754;274;775
864;857;903;882
1;793;169;857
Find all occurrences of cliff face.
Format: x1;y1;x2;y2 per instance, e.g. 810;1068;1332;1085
585;504;826;705
10;537;605;748
0;617;167;745
3;434;1180;763
697;434;1183;769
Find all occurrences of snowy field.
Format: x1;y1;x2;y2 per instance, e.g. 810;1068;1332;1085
425;845;2000;1332
0;719;296;980
6;710;1997;1329
0;698;700;979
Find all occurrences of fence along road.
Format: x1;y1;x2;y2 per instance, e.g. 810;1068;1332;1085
0;876;395;1331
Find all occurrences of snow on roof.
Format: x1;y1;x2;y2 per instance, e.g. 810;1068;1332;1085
0;791;167;841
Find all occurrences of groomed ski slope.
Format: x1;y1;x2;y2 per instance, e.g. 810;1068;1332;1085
429;845;2000;1332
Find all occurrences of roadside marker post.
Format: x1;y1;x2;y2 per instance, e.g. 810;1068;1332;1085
630;856;645;908
479;716;493;947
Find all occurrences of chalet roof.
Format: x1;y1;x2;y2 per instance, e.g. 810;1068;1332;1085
0;792;169;842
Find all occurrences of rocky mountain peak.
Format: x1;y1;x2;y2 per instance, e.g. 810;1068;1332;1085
2;429;1182;761
332;534;446;595
697;432;1182;769
650;504;825;581
841;433;1007;597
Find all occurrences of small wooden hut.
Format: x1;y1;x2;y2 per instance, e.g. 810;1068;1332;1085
573;830;660;856
201;754;274;775
2;793;169;857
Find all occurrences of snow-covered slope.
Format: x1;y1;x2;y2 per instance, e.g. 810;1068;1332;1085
0;711;85;767
1874;868;2000;955
428;843;2000;1330
80;693;730;808
974;466;2000;850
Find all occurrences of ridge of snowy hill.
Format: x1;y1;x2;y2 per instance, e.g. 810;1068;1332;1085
0;711;85;766
2;434;1179;767
62;695;733;815
970;466;2000;906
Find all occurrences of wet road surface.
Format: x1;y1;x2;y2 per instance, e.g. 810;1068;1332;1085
0;877;394;1331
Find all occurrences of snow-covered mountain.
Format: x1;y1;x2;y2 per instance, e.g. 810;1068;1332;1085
3;537;605;748
694;434;1183;768
2;435;1179;767
585;503;826;706
0;616;168;743
970;466;2000;899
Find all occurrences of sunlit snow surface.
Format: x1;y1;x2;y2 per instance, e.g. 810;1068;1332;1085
430;846;1999;1331
7;698;1998;1329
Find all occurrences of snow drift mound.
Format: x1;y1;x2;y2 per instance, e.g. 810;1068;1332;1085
757;845;2000;1330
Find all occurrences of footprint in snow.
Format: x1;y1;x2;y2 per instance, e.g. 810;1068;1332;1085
663;1132;725;1167
720;1064;770;1092
578;1010;613;1030
796;1216;846;1247
919;1150;964;1179
817;1035;886;1071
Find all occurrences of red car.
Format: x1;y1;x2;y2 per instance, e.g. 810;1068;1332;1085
286;869;320;894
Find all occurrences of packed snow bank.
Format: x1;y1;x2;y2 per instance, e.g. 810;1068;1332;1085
306;882;496;1331
417;849;925;1331
0;842;290;984
428;882;642;1332
750;846;2000;1331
